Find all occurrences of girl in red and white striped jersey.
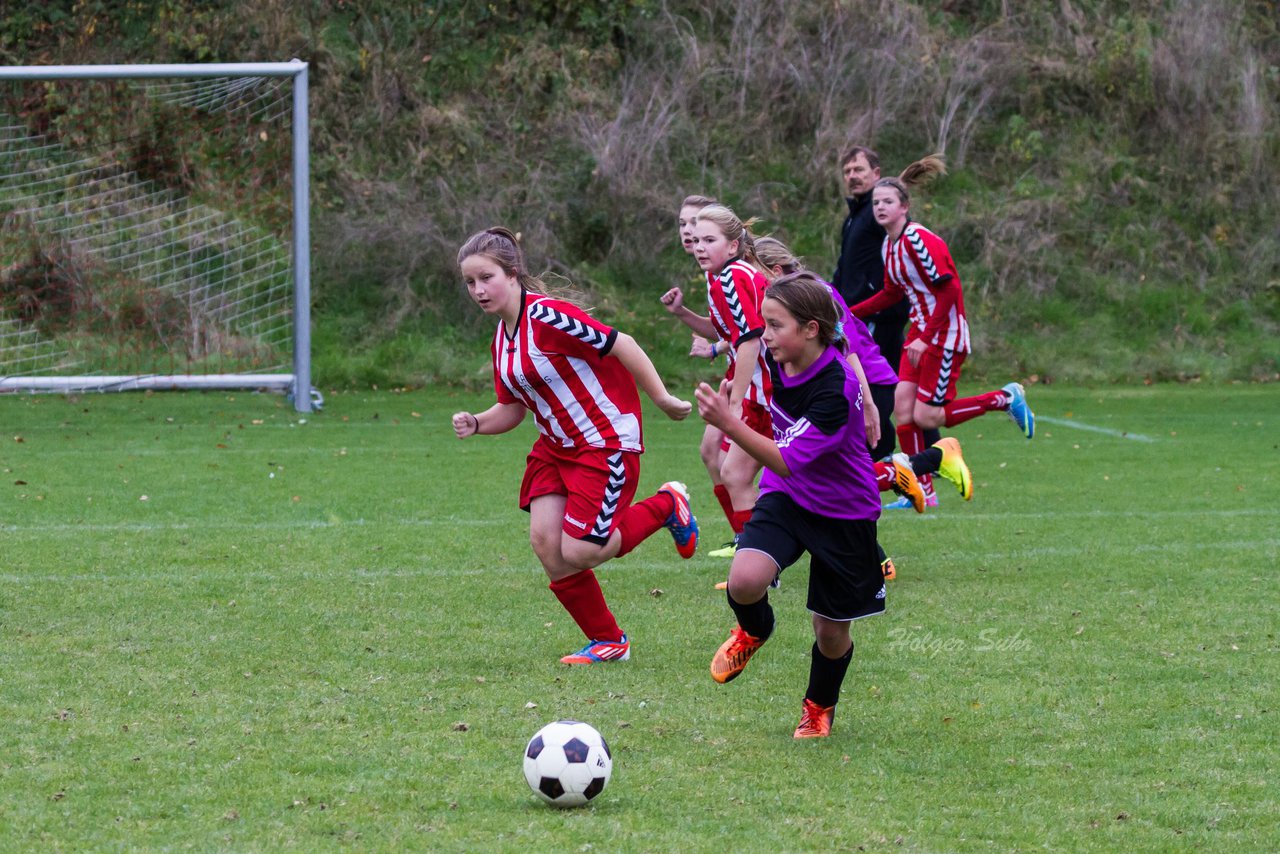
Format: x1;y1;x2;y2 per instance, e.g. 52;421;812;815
851;178;1035;480
451;227;700;666
660;205;772;554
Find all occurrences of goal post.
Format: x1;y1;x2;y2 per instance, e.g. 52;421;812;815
0;61;315;412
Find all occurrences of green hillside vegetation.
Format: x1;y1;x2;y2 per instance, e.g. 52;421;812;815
4;0;1278;387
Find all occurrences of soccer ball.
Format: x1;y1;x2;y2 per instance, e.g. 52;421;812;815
522;720;612;808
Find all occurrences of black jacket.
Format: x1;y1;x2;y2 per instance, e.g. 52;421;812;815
831;192;909;360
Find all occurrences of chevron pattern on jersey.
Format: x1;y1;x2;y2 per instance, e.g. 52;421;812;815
529;302;610;350
717;271;749;333
906;227;940;281
589;452;627;540
928;348;955;406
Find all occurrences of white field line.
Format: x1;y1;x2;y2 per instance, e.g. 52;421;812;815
0;568;535;588
1;446;434;457
1;541;1274;587
0;517;508;534
1036;415;1156;442
0;507;1273;537
0;420;446;432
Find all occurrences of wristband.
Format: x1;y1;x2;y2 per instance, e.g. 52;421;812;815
709;342;718;360
470;413;480;432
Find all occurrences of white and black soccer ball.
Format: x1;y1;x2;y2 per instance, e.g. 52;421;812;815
522;720;612;808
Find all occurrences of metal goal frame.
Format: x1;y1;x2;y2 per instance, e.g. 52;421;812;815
0;61;313;412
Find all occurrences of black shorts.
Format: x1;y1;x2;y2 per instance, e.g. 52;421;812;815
737;491;885;621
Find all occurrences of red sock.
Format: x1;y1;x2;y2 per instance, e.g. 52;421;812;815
730;509;753;534
615;491;675;557
873;460;895;493
896;424;929;499
943;390;1007;428
713;484;735;525
896;423;924;458
549;570;623;642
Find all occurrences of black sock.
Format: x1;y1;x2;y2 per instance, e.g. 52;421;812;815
805;641;853;708
727;591;774;641
923;427;942;447
911;446;943;476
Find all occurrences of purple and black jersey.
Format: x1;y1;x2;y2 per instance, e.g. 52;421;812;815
814;278;897;387
758;345;881;521
843;314;897;386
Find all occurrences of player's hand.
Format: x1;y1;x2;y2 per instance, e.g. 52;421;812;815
906;339;927;369
695;380;732;429
452;411;478;439
863;398;881;449
688;334;714;359
659;287;685;314
657;394;693;421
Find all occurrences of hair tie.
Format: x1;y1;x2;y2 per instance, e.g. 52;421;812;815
833;320;846;343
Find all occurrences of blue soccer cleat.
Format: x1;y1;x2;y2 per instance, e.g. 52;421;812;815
658;481;699;559
885;492;937;510
1003;382;1035;439
561;634;630;665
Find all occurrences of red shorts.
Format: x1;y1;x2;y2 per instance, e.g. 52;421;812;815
519;438;640;545
898;342;967;407
719;399;774;453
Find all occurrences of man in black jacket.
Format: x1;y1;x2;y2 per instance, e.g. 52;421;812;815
830;144;910;368
831;145;942;500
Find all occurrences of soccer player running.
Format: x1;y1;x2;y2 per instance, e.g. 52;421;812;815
751;236;971;587
673;195;743;536
660;204;772;559
451;227;699;665
696;273;887;739
850;178;1035;475
754;235;971;523
835;148;953;508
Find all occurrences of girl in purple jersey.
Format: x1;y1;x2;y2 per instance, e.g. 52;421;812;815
753;238;971;523
695;272;886;739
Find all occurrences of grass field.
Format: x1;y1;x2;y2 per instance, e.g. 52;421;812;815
2;383;1277;852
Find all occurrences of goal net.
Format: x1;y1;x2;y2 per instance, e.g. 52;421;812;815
0;62;314;411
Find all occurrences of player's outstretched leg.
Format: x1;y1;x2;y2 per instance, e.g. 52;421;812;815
1003;382;1035;439
793;698;836;738
658;481;699;559
933;437;972;500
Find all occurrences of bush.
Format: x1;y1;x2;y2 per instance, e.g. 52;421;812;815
4;0;1277;384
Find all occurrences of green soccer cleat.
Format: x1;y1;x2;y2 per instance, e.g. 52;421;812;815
708;534;739;559
933;437;972;500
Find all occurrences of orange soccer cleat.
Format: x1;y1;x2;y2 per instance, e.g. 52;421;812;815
710;625;766;684
793;698;835;739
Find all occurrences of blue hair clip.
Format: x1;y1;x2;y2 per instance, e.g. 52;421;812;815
833;320;846;342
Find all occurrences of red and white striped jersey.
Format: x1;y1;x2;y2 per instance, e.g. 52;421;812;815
706;260;772;406
882;222;971;353
492;292;643;452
